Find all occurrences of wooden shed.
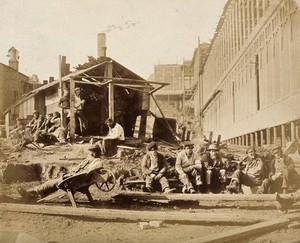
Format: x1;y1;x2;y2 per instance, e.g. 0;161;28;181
4;56;168;141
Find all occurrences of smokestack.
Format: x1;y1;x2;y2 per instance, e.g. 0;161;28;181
7;47;19;71
97;33;107;57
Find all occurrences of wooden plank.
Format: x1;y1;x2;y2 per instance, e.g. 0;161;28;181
70;78;76;141
184;218;290;243
37;189;67;203
0;203;262;225
113;191;276;202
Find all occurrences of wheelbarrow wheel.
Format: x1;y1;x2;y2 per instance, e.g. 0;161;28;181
95;169;116;192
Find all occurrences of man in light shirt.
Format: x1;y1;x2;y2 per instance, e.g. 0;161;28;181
98;118;125;156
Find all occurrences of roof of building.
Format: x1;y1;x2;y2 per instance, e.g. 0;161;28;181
3;56;168;114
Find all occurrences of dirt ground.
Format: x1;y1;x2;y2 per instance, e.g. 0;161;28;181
1;138;300;243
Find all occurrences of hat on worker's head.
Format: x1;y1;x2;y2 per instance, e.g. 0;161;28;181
33;110;39;114
272;145;282;154
246;146;256;154
207;143;219;151
74;87;81;92
147;141;158;151
182;141;194;148
87;144;100;152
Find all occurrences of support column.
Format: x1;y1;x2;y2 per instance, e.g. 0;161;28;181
281;124;286;148
273;126;277;144
105;62;114;119
260;130;264;146
241;135;245;146
69;79;76;141
245;134;249;146
255;132;259;146
238;136;242;146
266;128;271;145
247;0;251;36
296;126;299;141
291;121;295;141
250;133;254;146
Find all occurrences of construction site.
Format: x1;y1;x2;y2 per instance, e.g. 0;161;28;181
1;0;300;242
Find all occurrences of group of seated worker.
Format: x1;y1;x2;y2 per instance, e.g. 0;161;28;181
141;141;300;195
18;144;103;199
141;141;227;194
31;111;66;146
226;146;300;195
175;141;227;194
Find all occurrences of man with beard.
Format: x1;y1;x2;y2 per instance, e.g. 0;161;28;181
257;146;300;194
175;141;202;193
226;146;266;193
201;144;227;193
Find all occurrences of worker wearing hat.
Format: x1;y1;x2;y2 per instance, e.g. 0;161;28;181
175;141;202;193
227;146;265;194
74;87;88;136
141;142;176;193
201;143;226;193
18;144;103;199
257;146;300;194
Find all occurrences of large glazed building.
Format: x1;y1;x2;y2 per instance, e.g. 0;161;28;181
197;0;300;147
153;61;194;117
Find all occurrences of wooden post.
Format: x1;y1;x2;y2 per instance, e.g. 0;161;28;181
245;134;249;146
58;55;66;127
70;79;76;141
216;134;222;147
296;125;299;141
281;124;286;148
273;126;277;144
250;133;254;146
241;135;245;146
266;128;271;145
208;131;213;144
139;88;150;140
291;121;295;141
105;62;114;119
260;130;264;146
255;132;259;146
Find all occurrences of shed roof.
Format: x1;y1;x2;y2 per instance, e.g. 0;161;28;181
3;56;168;114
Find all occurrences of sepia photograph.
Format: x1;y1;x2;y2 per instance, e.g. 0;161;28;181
0;0;300;242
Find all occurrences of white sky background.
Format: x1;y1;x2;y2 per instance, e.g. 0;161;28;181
0;0;227;81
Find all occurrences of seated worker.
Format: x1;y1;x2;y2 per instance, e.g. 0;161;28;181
141;141;176;194
227;146;266;193
175;141;202;194
201;144;227;193
27;110;44;133
32;112;62;146
257;146;300;194
18;145;103;199
97;118;125;156
275;189;300;213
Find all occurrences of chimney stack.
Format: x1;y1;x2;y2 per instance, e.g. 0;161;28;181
7;47;19;71
97;33;107;57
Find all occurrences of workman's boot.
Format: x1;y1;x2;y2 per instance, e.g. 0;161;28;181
164;187;176;194
189;188;196;194
275;192;294;213
182;186;188;194
141;186;152;193
226;181;239;194
195;175;202;185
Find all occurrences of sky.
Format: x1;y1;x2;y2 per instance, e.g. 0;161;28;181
0;0;227;81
